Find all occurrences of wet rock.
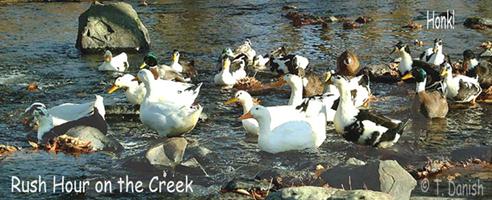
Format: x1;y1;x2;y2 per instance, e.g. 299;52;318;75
255;168;321;188
221;178;272;199
282;5;297;10
364;64;401;83
345;157;366;166
76;2;150;53
320;160;416;200
145;137;187;167
464;16;492;30
355;16;373;24
176;158;208;176
65;126;124;153
266;186;392;200
0;144;19;156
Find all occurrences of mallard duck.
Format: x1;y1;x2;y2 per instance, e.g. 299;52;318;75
239;105;326;154
98;50;129;72
391;41;441;85
108;74;146;105
140;53;189;82
214;56;237;87
440;62;482;104
332;75;408;148
137;69;202;137
402;67;448;118
25;95;105;127
419;38;445;66
336;50;360;77
170;50;198;78
463;49;492;88
32;106;107;144
284;74;338;121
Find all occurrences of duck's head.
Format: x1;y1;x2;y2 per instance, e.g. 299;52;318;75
402;67;426;82
32;106;53;142
391;41;410;55
136;69;155;84
25;103;47;115
284;73;304;89
140;53;158;69
108;74;137;94
222;48;234;57
239;105;268;120
172;50;180;62
433;38;443;53
270;46;287;58
244;39;252;46
463;49;476;62
439;62;452;77
331;74;351;90
225;90;253;105
104;50;112;62
336;50;360;77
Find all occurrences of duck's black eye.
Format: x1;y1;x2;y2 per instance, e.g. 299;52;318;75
255;108;259;110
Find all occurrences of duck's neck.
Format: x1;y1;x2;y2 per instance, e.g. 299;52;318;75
256;114;272;135
143;80;160;101
338;85;355;111
37;117;53;141
288;84;303;106
416;79;427;93
399;51;413;75
241;99;254;114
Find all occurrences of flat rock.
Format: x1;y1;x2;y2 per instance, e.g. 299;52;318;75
65;126;123;153
320;160;416;200
266;186;392;200
145;137;187;167
75;2;150;53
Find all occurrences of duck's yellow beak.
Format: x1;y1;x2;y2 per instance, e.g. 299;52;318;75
239;112;253;120
324;72;332;83
108;84;120;94
224;97;239;105
172;53;178;62
440;69;448;77
139;63;147;69
401;73;414;80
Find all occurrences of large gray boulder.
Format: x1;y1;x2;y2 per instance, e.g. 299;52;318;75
266;186;393;200
65;126;123;153
75;2;150;53
320;160;416;200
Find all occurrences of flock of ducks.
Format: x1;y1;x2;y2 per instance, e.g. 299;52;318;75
23;38;492;154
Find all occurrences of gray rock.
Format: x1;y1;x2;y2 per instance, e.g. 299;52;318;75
266;186;392;200
65;126;123;153
176;158;208;176
75;2;150;53
345;157;366;166
145;137;187;167
364;64;400;83
320;160;416;200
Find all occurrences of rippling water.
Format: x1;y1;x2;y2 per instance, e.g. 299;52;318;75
0;0;491;198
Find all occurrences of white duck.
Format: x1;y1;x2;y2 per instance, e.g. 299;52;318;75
233;39;256;64
214;56;237;87
140;53;190;82
108;74;146;105
98;50;129;72
284;73;338;121
25;95;105;127
239;105;326;154
323;71;371;108
232;55;247;80
138;69;203;137
332;75;407;148
225;90;310;136
440;62;482;104
419;38;445;66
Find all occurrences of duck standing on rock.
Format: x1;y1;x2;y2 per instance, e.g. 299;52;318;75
98;50;129;72
239;105;326;154
137;69;202;137
440;62;482;104
402;67;448;119
420;38;446;66
332;75;408;148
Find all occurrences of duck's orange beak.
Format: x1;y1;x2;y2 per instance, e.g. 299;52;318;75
107;84;120;94
239;112;253;120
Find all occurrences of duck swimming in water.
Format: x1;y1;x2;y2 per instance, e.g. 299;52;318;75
419;38;446;66
98;50;129;72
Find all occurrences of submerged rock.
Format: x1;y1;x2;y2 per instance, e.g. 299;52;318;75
146;137;187;167
65;126;124;153
75;2;150;53
266;186;392;200
464;16;492;30
320;160;416;200
364;64;401;83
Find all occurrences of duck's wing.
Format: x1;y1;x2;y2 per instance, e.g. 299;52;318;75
48;102;94;121
270;120;314;148
179;60;198;78
418;91;448;118
454;78;482;102
355;109;401;129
